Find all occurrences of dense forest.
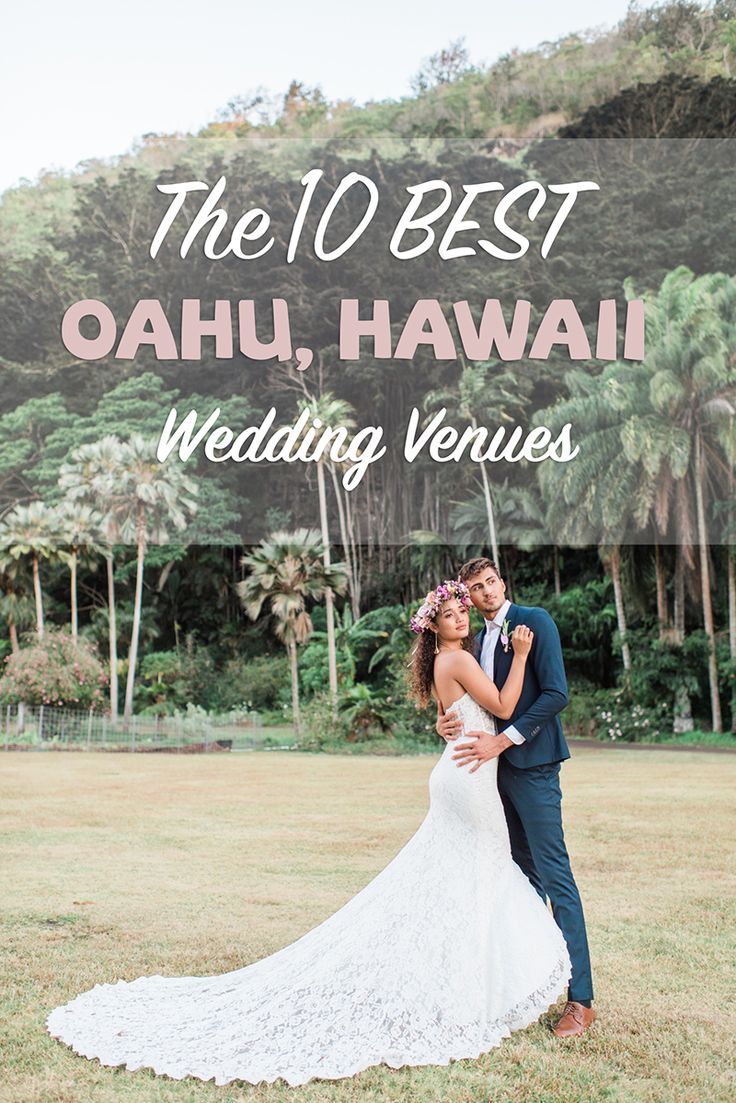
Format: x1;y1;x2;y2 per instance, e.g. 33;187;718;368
0;1;734;744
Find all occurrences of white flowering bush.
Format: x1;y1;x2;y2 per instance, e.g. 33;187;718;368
595;694;669;742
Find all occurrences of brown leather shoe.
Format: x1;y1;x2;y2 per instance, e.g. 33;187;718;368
552;1001;597;1037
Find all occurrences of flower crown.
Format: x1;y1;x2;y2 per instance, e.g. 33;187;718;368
410;579;472;633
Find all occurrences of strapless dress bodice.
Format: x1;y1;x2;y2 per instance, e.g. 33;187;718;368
444;691;497;738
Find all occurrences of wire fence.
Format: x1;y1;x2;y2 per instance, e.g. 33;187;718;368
0;703;278;753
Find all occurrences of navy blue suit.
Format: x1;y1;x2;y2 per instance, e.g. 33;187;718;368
477;603;593;1003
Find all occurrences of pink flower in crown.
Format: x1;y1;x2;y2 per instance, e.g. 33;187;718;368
410;579;472;633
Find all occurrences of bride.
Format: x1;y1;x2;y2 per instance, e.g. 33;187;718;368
47;579;571;1087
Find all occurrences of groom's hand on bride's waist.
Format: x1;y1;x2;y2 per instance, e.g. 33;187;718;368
452;731;513;771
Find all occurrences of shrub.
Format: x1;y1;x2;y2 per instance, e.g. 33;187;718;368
382;689;440;744
0;629;107;709
337;683;393;741
625;627;707;720
298;689;441;754
594;691;670;742
137;650;205;715
134;646;291;717
359;606;416;687
205;654;291;713
299;640;352;697
545;580;617;685
298;692;350;749
562;677;611;738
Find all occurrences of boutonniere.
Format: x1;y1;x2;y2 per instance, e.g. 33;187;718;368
501;618;512;652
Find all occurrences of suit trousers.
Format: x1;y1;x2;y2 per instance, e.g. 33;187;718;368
497;757;594;1003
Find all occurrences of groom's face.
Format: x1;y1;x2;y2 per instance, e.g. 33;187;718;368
464;568;507;617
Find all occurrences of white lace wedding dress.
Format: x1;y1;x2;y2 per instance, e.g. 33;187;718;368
47;692;571;1086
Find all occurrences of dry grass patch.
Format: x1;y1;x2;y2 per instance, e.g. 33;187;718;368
1;748;734;1103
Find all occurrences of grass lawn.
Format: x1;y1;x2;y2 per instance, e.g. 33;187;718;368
1;748;735;1103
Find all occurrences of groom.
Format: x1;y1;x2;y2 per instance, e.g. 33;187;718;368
436;557;595;1037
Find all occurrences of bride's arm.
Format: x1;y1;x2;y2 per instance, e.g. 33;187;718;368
443;631;533;719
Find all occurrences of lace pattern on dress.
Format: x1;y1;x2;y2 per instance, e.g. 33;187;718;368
47;690;572;1087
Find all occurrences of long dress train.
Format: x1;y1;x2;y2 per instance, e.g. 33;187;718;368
47;692;571;1086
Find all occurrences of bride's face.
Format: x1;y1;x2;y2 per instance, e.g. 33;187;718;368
434;598;470;643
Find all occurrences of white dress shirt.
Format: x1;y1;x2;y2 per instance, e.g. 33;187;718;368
479;599;525;744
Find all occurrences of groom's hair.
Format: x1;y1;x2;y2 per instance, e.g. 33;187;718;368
458;557;502;583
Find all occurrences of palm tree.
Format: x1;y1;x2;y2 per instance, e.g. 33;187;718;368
0;501;59;637
537;365;640;675
328;463;361;620
539;269;736;719
602;545;632;674
723;414;736;732
54;502;105;641
61;435;198;722
296;394;357;711
113;436;198;723
237;529;347;737
0;561;34;653
450;480;565;593
426;358;532;570
60;437;126;717
616;269;736;731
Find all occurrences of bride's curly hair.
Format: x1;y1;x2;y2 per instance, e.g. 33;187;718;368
408;621;474;709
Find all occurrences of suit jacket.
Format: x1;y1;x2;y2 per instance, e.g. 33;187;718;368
476;602;570;769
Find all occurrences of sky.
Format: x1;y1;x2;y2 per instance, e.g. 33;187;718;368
3;0;634;195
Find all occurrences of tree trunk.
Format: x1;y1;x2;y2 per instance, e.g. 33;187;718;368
316;462;338;712
610;545;632;674
70;551;78;641
8;618;18;654
505;553;514;604
123;523;146;724
728;548;735;733
106;554;119;720
345;477;362;614
287;637;301;737
32;553;44;638
695;432;722;733
673;545;686;644
475;420;500;569
330;464;360;619
654;542;668;639
552;546;561;596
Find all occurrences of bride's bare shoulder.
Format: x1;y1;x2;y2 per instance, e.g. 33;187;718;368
435;649;479;672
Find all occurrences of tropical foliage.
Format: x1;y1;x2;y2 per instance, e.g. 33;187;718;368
236;530;348;735
0;2;734;742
